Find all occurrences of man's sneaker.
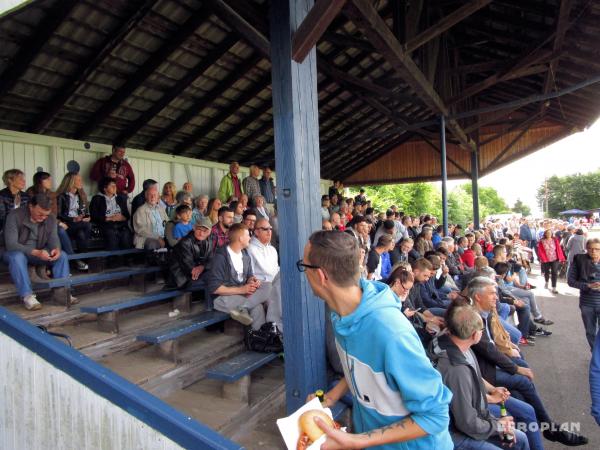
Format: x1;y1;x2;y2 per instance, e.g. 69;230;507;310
533;327;552;336
534;317;554;326
519;337;534;346
543;426;588;446
525;334;536;341
544;281;549;289
23;294;42;311
230;307;253;326
551;288;559;294
75;260;88;271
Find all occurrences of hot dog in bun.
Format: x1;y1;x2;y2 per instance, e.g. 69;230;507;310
296;410;340;450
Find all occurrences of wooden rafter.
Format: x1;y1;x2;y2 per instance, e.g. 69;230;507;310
540;0;573;116
74;10;209;140
174;71;271;156
0;1;78;99
145;54;262;150
115;35;239;145
343;0;476;151
318;57;392;97
30;0;156;133
204;0;270;57
292;0;347;63
405;0;492;53
420;136;471;177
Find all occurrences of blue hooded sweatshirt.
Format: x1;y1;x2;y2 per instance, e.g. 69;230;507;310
331;278;453;449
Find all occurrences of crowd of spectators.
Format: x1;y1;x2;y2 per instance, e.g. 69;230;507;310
0;152;596;448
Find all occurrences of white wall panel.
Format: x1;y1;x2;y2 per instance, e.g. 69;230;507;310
0;332;182;450
0;129;330;200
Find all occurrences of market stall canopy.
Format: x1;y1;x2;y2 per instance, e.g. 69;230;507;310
0;0;598;184
559;209;590;215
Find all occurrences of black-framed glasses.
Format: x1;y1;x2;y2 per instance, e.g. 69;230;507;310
296;259;320;272
256;227;273;231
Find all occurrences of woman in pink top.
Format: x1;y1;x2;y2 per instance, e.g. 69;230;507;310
537;229;566;294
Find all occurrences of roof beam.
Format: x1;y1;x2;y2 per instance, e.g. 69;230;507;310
30;0;156;133
318;57;392;97
343;0;476;151
145;54;262;151
114;35;239;145
292;0;347;63
540;0;573;116
173;71;271;156
204;0;270;57
405;0;492;53
322;31;375;53
0;1;78;99
74;10;208;140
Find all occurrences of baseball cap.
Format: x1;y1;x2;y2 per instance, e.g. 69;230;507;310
195;217;212;229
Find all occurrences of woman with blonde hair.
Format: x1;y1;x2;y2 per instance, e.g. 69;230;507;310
55;172;92;261
160;181;177;219
206;197;221;225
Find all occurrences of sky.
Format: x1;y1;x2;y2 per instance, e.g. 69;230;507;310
0;0;25;16
443;118;600;217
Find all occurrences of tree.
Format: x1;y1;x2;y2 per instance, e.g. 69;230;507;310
536;170;600;217
462;184;510;218
512;198;531;217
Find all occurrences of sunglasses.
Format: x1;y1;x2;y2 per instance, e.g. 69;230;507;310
296;259;320;272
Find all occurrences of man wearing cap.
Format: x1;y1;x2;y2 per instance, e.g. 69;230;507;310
168;217;214;289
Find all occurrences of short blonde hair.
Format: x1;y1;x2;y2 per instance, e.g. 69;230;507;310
2;169;24;187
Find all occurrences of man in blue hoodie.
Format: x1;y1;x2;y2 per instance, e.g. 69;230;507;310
298;230;453;449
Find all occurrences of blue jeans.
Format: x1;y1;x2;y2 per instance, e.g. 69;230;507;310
508;287;542;319
497;302;510;320
452;429;529;449
3;250;69;297
489;398;544;450
500;318;522;344
58;226;74;254
495;360;551;425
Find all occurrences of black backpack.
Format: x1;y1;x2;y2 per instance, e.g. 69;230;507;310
244;322;283;353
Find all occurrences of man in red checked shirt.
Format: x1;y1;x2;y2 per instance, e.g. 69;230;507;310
90;144;135;201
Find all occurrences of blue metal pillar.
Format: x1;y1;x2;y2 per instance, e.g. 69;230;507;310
471;148;480;230
270;0;327;413
440;115;448;235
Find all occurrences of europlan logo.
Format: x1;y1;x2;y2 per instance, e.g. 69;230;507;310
515;422;582;433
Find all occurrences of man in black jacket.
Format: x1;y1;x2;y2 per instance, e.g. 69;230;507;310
468;276;587;446
168;218;213;289
207;223;281;330
567;238;600;349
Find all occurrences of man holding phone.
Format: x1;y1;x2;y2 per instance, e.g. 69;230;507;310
568;238;600;349
90;144;135;200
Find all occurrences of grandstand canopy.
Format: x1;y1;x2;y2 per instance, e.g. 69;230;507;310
0;0;598;184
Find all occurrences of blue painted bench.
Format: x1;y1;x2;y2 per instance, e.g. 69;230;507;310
206;351;279;403
66;248;144;260
32;266;162;308
136;310;230;362
80;280;210;333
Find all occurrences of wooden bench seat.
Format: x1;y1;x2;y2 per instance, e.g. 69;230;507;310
136;310;229;361
206;351;279;403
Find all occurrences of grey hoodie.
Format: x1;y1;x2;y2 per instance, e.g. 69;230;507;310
430;333;499;441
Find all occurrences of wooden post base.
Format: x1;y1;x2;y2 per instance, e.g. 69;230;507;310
97;310;119;333
157;340;179;363
222;375;251;404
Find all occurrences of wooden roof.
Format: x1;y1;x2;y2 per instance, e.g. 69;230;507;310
0;0;598;184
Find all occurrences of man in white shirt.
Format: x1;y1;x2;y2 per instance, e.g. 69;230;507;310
247;218;282;329
208;223;282;332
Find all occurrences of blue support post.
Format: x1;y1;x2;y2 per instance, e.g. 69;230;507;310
440;115;448;235
471;148;480;230
270;0;327;413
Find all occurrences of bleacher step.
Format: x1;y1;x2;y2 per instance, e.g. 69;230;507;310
206;352;279;383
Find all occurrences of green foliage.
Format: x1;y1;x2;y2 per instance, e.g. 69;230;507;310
348;182;510;227
536;170;600;217
512;198;531;217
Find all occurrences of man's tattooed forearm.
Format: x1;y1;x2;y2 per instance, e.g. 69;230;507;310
361;416;416;438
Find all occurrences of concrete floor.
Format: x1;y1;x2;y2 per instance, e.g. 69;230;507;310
519;266;600;449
